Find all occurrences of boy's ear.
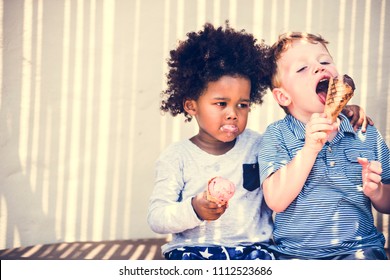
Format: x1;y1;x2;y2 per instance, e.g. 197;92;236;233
272;88;291;107
183;99;197;116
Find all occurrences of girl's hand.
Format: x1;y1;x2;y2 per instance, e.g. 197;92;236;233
357;157;383;199
342;105;374;132
191;191;227;221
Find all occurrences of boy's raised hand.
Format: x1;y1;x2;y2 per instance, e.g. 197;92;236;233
357;157;383;199
304;113;338;153
191;191;227;221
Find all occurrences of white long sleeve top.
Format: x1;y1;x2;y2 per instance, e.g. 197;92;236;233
147;129;273;254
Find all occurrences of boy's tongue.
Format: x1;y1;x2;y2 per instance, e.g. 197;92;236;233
316;79;330;105
317;91;327;105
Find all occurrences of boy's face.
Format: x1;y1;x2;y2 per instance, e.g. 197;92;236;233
185;75;251;145
274;39;338;123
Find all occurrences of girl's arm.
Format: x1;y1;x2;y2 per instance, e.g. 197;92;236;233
147;160;203;234
342;104;374;132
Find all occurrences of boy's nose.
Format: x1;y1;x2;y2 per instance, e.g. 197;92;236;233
314;66;325;74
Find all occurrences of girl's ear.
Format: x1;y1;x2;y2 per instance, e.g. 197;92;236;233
183;99;197;116
272;88;291;107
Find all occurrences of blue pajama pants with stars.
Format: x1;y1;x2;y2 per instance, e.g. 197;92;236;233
164;244;274;260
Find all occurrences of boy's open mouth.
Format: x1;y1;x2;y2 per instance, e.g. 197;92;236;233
316;78;330;105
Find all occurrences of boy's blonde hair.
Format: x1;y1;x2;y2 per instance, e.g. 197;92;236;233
270;32;330;90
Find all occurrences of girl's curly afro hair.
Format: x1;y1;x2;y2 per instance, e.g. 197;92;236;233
161;21;271;122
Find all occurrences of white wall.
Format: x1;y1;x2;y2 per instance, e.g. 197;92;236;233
0;0;389;249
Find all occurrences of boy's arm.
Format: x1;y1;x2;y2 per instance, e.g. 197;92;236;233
358;158;390;214
262;113;338;212
263;147;317;212
370;183;390;214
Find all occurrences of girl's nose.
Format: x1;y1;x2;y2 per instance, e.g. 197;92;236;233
226;108;238;120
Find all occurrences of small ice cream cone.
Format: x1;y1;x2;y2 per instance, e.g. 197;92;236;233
324;74;355;123
206;176;235;205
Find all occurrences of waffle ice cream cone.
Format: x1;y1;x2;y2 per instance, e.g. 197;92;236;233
206;176;235;205
324;74;355;123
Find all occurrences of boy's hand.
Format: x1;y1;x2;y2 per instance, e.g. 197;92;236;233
357;157;383;199
342;105;374;132
191;191;227;221
304;113;338;153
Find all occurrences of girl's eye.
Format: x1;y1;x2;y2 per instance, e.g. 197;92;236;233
320;61;330;65
216;102;227;106
297;66;306;73
238;103;249;109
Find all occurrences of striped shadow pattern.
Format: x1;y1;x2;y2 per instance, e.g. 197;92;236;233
0;238;167;260
1;238;388;260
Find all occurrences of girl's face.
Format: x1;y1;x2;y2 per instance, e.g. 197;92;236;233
275;39;339;123
185;75;251;153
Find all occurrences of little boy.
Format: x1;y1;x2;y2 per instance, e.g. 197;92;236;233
259;32;390;260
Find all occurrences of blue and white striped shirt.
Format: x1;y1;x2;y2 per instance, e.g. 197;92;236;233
259;113;390;258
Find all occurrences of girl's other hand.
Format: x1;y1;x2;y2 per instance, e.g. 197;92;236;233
342;105;374;132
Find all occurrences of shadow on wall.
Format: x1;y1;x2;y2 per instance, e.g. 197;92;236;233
0;1;57;246
1;0;166;248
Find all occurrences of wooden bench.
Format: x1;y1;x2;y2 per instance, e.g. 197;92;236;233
1;236;388;260
0;238;167;260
